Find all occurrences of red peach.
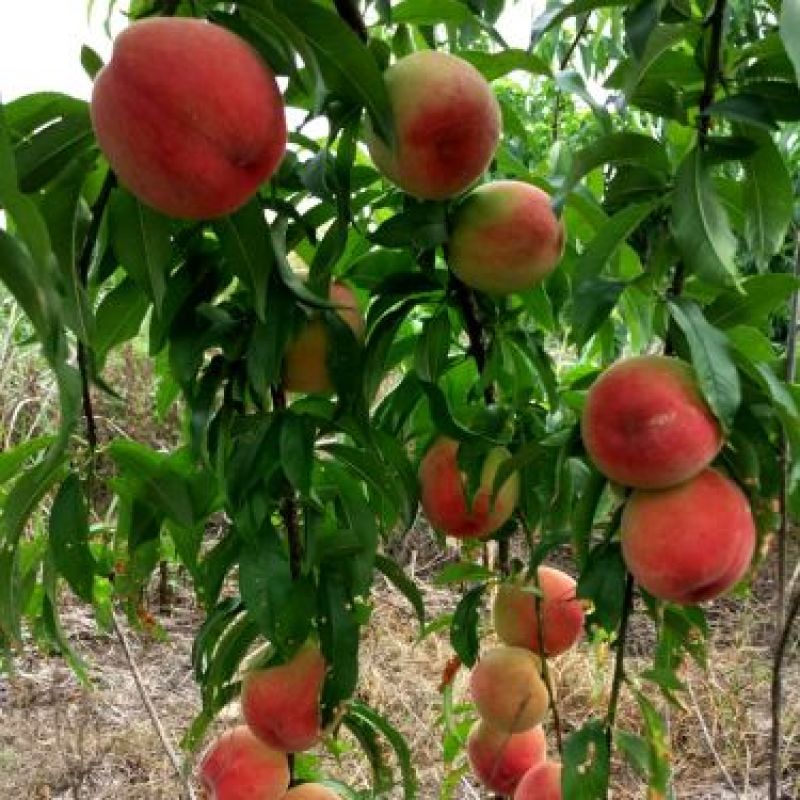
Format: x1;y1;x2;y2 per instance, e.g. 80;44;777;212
467;720;547;795
470;647;549;733
514;761;562;800
91;18;286;219
283;282;365;394
366;50;501;200
493;566;585;657
419;438;519;540
449;181;565;295
241;642;326;753
199;725;290;800
621;468;756;604
581;356;723;489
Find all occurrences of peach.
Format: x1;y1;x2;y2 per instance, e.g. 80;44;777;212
467;720;547;795
419;437;519;539
365;50;501;200
514;761;562;800
493;567;585;657
283;282;365;394
91;18;286;219
470;647;549;733
621;468;756;604
242;642;326;752
449;181;564;294
581;355;723;489
283;784;341;800
199;725;290;800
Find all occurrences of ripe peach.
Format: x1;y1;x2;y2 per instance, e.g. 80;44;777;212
621;468;756;604
493;567;584;657
242;642;326;753
283;282;365;394
419;438;519;539
449;181;564;294
365;50;501;200
283;784;341;800
467;720;547;795
470;647;549;733
91;18;286;219
199;725;290;800
514;761;562;800
581;356;723;489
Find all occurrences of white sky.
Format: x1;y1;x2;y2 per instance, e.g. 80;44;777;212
0;1;538;102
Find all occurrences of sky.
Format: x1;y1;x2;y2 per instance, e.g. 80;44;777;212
0;1;538;102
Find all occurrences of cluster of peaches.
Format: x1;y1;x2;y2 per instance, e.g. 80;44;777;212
199;642;338;800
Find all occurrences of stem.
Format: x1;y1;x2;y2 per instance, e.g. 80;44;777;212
533;572;564;755
450;275;495;406
112;611;196;799
605;573;634;733
76;171;116;454
550;14;591;145
698;0;728;146
770;229;800;800
333;0;368;41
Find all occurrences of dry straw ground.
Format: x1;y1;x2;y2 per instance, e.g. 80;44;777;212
0;329;797;799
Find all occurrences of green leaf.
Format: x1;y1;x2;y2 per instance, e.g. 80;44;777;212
450;583;486;667
532;0;631;38
740;129;794;268
577;542;627;632
0;437;54;485
279;413;316;496
668;298;741;431
108;190;171;312
49;473;96;604
80;45;104;79
434;561;494;586
458;49;552;80
633;690;672;795
571;278;626;348
672;147;737;288
391;0;475;24
706;274;800;329
563;720;611;799
414;310;451;383
781;0;800;86
271;0;393;143
706;94;778;130
216;199;274;321
375;554;425;632
93;277;149;362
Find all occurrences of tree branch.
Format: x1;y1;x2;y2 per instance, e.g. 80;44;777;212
533;571;564;755
605;573;634;733
334;0;368;42
698;0;728;146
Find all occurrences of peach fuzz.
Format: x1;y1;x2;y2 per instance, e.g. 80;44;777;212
199;725;289;800
449;181;565;295
419;438;519;540
621;468;756;604
283;784;341;800
581;355;722;489
91;18;286;219
241;642;326;753
365;50;501;200
514;761;562;800
467;720;547;795
469;646;549;733
283;282;365;394
493;566;585;657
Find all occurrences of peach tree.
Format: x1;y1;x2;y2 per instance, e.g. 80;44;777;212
0;0;798;797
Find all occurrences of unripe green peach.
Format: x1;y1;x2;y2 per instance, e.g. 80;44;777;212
621;468;756;604
469;647;549;733
449;181;564;295
365;50;501;200
419;438;519;539
581;355;723;489
91;18;286;219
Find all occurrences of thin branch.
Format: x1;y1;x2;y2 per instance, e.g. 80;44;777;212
112;610;197;799
76;171;116;454
533;572;564;755
687;678;742;799
334;0;368;42
605;573;634;732
551;14;591;144
697;0;728;146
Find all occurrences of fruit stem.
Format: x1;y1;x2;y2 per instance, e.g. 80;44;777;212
605;572;634;733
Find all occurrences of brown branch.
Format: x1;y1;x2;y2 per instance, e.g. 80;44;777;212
334;0;368;42
698;0;728;145
605;573;634;733
112;610;197;799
